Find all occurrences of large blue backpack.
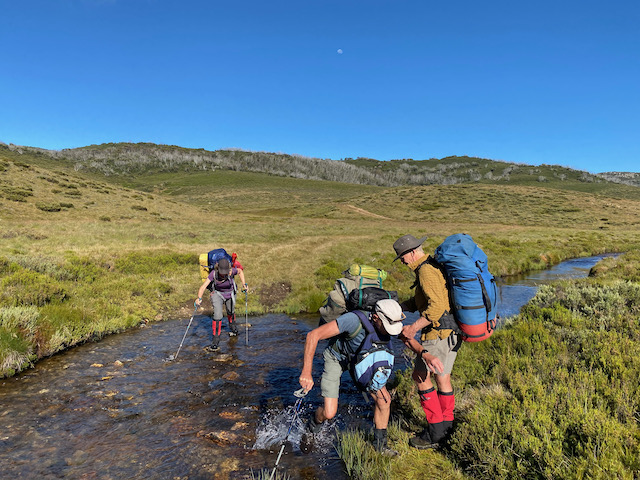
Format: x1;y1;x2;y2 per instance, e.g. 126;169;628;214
433;233;497;342
207;248;232;270
198;248;234;291
349;310;395;392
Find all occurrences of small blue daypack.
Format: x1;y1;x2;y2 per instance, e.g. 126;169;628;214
433;233;498;342
349;310;395;392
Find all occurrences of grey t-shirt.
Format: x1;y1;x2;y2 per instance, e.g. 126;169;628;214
325;311;367;362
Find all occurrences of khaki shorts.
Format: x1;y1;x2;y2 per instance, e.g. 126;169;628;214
415;333;460;375
320;348;348;399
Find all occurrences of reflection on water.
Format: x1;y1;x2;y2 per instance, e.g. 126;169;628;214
0;254;617;478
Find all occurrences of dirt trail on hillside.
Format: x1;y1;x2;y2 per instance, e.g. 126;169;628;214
344;204;392;220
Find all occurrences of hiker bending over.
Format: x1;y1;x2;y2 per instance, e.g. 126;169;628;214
195;258;247;350
299;299;404;456
393;234;459;449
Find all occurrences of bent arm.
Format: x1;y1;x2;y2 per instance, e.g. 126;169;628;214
401;315;432;341
196;279;212;305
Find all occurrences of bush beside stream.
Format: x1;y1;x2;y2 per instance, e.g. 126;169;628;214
384;251;640;480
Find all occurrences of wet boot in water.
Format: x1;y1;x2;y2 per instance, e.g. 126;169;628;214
300;415;322;453
228;314;239;337
205;320;222;351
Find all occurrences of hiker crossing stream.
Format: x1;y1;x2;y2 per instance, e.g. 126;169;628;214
0;254;617;479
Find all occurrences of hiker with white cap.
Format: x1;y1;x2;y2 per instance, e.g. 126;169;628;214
195;257;247;351
393;234;458;449
299;298;405;456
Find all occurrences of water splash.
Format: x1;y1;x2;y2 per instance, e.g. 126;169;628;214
253;404;306;451
253;404;344;456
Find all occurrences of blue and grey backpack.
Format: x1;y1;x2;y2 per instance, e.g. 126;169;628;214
349;310;395;392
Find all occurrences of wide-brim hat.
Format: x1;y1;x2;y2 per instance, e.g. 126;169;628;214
392;234;427;262
375;299;405;336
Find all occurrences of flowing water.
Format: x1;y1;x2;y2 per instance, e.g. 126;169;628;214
496;253;619;318
0;254;617;479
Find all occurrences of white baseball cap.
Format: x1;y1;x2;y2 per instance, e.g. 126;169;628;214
374;299;405;336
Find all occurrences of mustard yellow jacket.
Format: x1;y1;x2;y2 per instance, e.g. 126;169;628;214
404;254;453;341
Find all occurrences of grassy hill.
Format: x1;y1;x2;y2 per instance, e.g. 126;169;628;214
3;142;640;479
4;142;640;198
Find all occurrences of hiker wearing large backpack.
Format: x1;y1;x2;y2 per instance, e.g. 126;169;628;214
195;257;247;351
393;234;460;449
318;264;387;325
298;299;405;456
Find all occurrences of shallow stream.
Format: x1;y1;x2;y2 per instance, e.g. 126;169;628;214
0;254;617;479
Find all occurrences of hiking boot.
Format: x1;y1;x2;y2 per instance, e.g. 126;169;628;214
299;433;314;454
409;427;439;450
300;416;322;454
306;415;323;435
204;344;219;352
441;420;454;443
229;330;238;337
373;428;398;456
377;445;399;457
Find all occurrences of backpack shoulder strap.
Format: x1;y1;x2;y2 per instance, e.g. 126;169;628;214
352;310;387;344
412;256;444;289
337;279;350;300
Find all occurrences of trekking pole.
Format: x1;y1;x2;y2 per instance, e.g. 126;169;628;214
170;305;198;361
245;288;249;346
269;388;308;480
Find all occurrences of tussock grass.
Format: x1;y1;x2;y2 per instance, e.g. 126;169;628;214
336;422;468;480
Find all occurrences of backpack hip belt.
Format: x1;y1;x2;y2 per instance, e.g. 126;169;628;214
420;311;460;340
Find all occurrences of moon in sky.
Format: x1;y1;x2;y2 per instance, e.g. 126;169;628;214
337;49;343;54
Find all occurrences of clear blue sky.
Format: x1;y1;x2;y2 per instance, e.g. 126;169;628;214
2;0;639;173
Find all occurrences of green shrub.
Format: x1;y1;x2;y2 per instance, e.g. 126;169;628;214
62;255;104;282
0;185;33;202
0;270;68;306
36;202;62;212
437;277;640;479
314;259;346;287
302;289;326;313
114;251;197;274
0;329;34;376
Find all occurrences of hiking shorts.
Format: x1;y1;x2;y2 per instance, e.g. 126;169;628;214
320;348;348;399
416;333;460;376
210;290;236;320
